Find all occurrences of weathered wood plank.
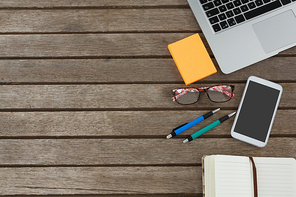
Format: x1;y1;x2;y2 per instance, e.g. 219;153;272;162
0;83;294;109
0;9;199;33
0;34;294;57
0;59;182;83
0;0;189;8
0;166;200;195
0;110;294;137
0;57;295;83
0;34;191;57
0;138;295;165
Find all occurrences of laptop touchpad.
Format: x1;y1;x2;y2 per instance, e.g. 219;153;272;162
253;10;296;53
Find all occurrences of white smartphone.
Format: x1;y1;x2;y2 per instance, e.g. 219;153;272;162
231;76;283;147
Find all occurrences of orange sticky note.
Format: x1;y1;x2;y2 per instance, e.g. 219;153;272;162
168;34;217;85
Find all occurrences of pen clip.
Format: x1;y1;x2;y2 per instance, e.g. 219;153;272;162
172;123;188;132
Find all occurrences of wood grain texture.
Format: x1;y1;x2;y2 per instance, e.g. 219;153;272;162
0;138;295;165
0;57;295;83
0;110;294;137
0;166;200;195
0;33;193;57
0;0;189;8
0;34;295;58
0;83;294;109
0;9;199;33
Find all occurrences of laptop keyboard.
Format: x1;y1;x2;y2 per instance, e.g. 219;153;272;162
200;0;296;32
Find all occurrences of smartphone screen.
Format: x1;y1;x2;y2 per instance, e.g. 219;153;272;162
234;81;280;142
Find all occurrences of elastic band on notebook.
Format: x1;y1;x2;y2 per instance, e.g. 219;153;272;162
249;157;258;197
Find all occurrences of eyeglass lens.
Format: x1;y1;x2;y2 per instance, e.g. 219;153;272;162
175;91;200;104
207;85;233;102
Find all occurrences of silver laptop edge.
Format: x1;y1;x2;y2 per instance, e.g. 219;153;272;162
188;0;296;74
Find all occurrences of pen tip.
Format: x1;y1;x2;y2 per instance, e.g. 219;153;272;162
228;112;236;117
183;139;189;143
166;134;172;139
213;108;220;113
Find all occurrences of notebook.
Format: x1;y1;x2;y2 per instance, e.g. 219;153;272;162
188;0;296;74
202;155;296;197
168;34;217;85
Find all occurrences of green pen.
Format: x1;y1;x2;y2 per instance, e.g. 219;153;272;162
183;112;236;143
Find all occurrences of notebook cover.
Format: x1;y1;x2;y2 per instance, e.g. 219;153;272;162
168;34;217;85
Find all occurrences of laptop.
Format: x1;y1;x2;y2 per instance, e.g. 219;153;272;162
188;0;296;74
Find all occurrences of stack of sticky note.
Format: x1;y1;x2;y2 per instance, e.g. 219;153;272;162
168;34;217;85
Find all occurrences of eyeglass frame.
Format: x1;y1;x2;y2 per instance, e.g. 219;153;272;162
171;85;235;105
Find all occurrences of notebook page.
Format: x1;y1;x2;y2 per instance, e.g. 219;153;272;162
215;155;252;197
253;157;296;197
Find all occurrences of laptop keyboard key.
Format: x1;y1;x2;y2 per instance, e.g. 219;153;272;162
212;24;222;32
255;0;264;6
280;0;291;5
227;18;237;26
226;10;234;17
200;0;208;4
241;0;249;4
226;2;235;9
209;16;219;24
206;8;220;17
234;14;246;23
241;5;249;11
248;2;256;9
233;8;242;14
219;5;227;12
234;0;242;6
203;2;215;10
220;21;229;29
214;0;223;6
218;13;227;20
244;0;282;20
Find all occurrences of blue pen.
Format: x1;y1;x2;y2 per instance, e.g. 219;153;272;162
166;108;220;139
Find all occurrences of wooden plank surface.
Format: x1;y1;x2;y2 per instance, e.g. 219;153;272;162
0;167;200;195
0;9;200;33
0;57;295;83
0;110;294;137
0;0;189;8
0;0;295;196
1;34;296;57
0;138;295;165
0;83;294;109
0;33;194;57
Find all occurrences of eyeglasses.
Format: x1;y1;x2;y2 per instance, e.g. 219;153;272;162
171;85;235;105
